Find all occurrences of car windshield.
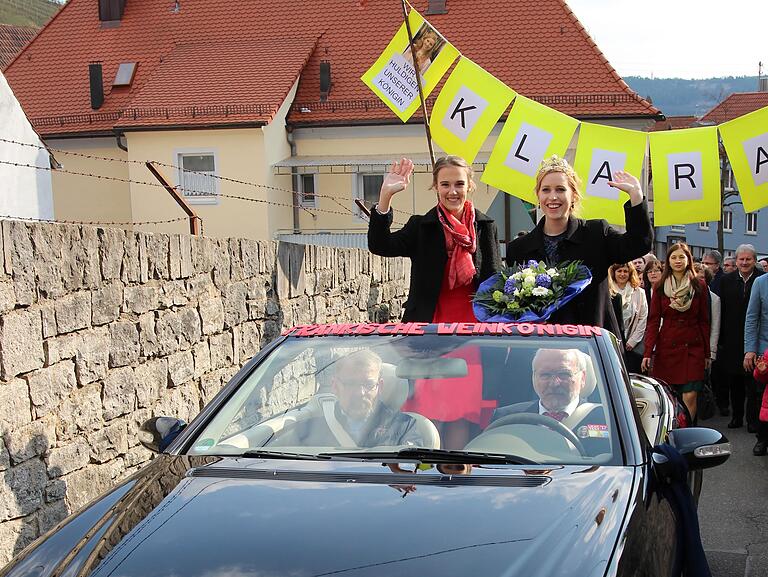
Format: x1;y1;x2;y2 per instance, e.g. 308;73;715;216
187;332;620;465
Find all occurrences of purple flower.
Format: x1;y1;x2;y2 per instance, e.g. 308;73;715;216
535;273;552;288
527;259;539;269
503;277;517;294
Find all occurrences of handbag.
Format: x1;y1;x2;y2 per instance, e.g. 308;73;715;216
697;370;716;421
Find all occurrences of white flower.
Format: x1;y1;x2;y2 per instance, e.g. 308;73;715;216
523;275;536;286
547;268;558;277
522;268;533;276
513;288;521;297
512;272;523;281
532;286;550;297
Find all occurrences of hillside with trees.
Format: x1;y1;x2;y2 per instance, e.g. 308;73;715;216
624;76;761;117
0;0;64;28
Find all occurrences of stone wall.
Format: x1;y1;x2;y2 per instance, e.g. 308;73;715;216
0;219;409;564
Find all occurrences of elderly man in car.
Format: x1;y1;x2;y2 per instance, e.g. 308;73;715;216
275;350;424;448
491;348;608;453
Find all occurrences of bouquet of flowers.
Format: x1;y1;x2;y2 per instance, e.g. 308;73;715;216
472;260;592;323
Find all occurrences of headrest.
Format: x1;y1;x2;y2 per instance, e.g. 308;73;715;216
579;351;597;398
379;362;408;410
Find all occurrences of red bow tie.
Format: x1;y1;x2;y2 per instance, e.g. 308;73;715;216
544;411;568;422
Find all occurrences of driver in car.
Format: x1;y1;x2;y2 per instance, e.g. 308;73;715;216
491;348;609;454
276;350;425;448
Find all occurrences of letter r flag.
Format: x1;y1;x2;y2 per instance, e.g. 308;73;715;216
649;127;720;227
429;58;515;163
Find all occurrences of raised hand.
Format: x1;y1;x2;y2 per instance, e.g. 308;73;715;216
608;170;644;206
377;158;414;214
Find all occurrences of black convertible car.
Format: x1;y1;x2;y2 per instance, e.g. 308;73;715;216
1;322;730;577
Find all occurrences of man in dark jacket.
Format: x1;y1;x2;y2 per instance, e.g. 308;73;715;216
718;244;764;429
702;250;724;296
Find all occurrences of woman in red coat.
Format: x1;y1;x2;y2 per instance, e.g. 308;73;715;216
642;242;710;420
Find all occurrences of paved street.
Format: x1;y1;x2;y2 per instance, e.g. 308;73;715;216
698;414;768;577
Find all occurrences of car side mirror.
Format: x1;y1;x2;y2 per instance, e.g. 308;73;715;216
140;417;187;453
668;427;730;471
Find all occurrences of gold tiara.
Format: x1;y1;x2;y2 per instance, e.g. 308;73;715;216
538;155;573;173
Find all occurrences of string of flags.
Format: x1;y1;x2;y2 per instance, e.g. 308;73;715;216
361;8;768;226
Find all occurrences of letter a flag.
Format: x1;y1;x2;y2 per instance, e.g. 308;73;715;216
649;127;721;227
481;96;579;204
718;105;768;213
429;58;515;163
574;123;648;225
362;10;459;122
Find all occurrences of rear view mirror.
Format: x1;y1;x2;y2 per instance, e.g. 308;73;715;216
396;358;468;379
140;416;187;453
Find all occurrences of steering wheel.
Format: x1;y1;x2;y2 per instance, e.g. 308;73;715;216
484;413;587;456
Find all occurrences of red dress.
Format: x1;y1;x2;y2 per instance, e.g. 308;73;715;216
401;259;497;425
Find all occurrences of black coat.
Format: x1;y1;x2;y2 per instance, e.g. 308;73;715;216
368;206;501;322
718;269;764;374
506;200;653;339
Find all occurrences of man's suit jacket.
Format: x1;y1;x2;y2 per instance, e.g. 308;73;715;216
491;400;609;455
274;402;423;448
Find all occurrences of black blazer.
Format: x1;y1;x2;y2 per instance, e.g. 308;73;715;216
368;205;501;322
718;269;764;375
506;200;653;339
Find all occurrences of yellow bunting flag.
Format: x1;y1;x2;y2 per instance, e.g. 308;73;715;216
481;96;579;204
719;106;768;213
649;127;721;227
429;58;516;163
361;10;459;122
573;123;648;225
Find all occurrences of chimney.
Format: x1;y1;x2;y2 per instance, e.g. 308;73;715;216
426;0;448;15
760;77;768;92
320;61;331;102
89;63;104;109
99;0;126;22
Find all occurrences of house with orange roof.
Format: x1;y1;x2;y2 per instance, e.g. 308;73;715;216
4;0;661;243
654;88;768;259
0;24;38;70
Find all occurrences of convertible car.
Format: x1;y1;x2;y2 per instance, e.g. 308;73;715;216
1;322;730;577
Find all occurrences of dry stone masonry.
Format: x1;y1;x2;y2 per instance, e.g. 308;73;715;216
0;219;409;564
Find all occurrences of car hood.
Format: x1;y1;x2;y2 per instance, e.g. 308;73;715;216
5;455;635;577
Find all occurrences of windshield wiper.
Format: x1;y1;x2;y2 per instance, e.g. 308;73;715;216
240;450;332;461
318;448;537;465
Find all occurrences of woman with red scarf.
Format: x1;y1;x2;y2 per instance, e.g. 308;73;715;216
368;156;501;448
368;156;501;323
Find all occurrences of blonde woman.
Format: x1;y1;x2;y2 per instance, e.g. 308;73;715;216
507;156;653;339
609;262;648;373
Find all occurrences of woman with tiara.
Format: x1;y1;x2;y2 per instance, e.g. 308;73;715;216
506;156;653;339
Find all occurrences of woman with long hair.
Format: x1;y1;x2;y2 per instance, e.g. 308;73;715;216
642;255;663;306
608;262;648;373
506;156;653;340
368;156;501;448
642;243;710;419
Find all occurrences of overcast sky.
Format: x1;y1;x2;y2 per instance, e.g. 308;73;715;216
566;0;767;79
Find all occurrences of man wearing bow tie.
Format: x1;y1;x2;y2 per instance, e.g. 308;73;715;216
490;348;609;454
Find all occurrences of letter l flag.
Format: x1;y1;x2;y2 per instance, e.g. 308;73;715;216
718;105;768;213
649;127;720;227
429;57;515;162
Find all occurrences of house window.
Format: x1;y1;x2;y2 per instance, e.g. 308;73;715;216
355;173;385;218
177;152;218;204
670;224;686;233
746;212;758;235
723;210;733;233
698;221;709;231
299;174;317;208
724;166;735;190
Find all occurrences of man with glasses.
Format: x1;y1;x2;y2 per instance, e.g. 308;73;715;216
702;249;724;296
723;257;736;274
491;349;608;453
276;350;424;448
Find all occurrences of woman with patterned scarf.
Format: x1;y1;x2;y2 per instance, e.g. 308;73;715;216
368;156;501;448
608;262;648;373
642;242;711;420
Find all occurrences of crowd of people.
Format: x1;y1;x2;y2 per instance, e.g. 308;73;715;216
368;154;768;457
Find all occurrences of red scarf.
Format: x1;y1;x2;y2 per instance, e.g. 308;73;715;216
437;202;476;289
